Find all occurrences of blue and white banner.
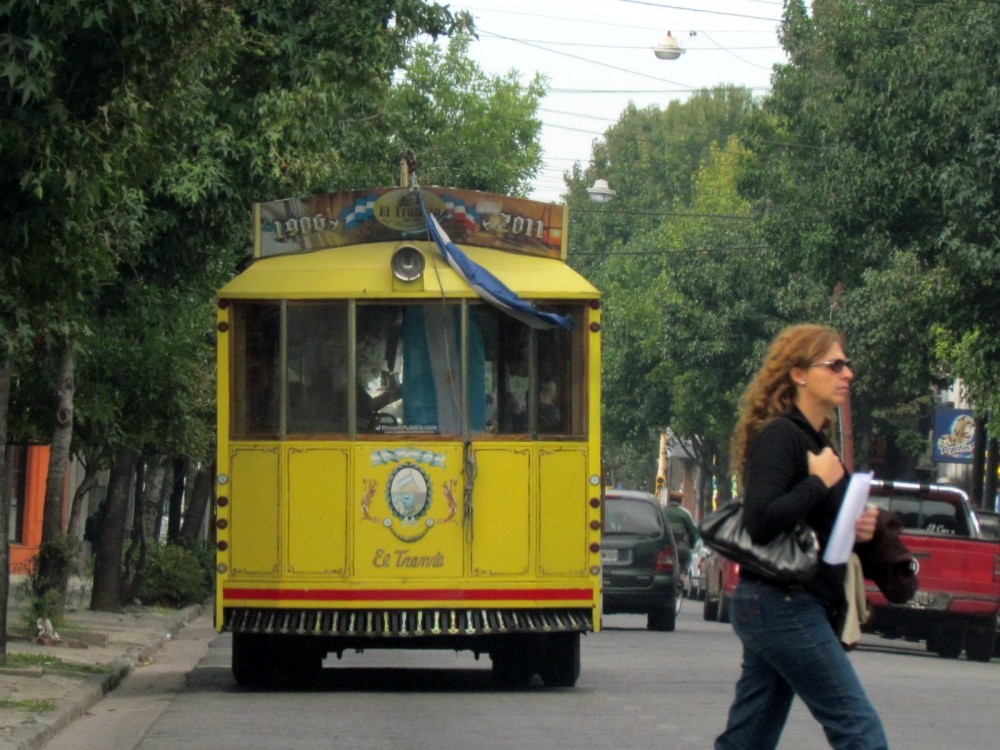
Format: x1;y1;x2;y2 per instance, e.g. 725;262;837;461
339;194;378;231
420;199;574;330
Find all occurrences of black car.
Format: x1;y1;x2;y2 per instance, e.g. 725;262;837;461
601;490;680;631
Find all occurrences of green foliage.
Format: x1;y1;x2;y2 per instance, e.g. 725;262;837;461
3;652;112;675
0;698;56;713
135;542;213;608
740;0;1000;449
566;92;798;493
383;33;545;195
20;536;82;628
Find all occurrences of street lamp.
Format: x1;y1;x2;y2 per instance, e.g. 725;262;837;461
653;31;685;60
586;178;616;203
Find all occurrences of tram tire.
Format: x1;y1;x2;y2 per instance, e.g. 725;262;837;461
538;632;581;687
232;633;275;688
491;644;536;688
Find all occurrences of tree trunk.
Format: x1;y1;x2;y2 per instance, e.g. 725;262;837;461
122;456;147;604
180;455;215;546
0;357;12;663
91;445;138;612
153;459;174;541
141;456;166;539
37;341;75;598
66;455;101;540
166;456;188;544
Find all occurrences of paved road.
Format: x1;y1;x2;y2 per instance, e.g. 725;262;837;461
43;603;998;750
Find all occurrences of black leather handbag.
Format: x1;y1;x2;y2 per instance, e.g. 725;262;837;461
699;500;820;584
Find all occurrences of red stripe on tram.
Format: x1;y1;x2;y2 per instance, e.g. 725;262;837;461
223;588;594;602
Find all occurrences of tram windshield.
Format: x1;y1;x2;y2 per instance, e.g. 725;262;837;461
230;300;586;440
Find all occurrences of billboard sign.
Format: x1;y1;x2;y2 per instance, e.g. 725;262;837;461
254;187;566;260
933;408;976;464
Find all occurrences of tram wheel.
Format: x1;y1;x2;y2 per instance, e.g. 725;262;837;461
538;632;581;687
232;633;275;688
491;646;535;688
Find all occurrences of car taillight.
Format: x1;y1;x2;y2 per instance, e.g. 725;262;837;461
655;548;675;574
994;553;1000;583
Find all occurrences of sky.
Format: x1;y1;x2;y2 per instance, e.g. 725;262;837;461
451;0;791;202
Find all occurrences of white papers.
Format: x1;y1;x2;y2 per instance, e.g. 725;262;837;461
822;472;874;565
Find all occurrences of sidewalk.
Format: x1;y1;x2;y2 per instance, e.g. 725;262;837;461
0;576;207;750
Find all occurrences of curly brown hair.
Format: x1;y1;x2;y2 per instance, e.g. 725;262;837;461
731;324;843;481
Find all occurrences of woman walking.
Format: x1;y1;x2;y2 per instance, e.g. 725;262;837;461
715;324;887;750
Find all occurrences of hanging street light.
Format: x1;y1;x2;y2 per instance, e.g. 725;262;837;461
653;31;685;60
586;179;616;203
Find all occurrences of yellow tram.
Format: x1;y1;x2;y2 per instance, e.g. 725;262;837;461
214;182;602;687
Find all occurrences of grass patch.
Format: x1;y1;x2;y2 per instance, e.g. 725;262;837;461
3;653;112;675
0;698;56;713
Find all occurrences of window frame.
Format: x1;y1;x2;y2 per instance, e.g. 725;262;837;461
228;297;589;442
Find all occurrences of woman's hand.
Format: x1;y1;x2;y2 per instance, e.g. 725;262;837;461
807;447;845;488
855;506;878;543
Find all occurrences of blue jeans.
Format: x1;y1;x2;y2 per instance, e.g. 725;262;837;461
715;579;888;750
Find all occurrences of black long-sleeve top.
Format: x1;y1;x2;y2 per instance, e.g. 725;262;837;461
741;407;849;605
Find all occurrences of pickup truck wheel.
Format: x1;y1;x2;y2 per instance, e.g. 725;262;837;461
965;619;997;662
718;592;732;624
936;627;963;659
703;593;719;621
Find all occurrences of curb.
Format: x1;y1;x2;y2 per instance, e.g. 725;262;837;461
8;602;206;750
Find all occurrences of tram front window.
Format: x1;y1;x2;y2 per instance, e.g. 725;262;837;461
230;299;585;440
358;304;468;436
287;303;349;434
233;303;280;439
477;304;585;438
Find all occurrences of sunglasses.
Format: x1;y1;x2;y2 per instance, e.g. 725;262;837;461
809;359;853;374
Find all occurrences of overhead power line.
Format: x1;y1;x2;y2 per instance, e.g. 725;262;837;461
546;87;772;94
479;37;781;51
572;245;771;256
571;208;756;219
460;4;785;32
617;0;781;22
479;29;697;89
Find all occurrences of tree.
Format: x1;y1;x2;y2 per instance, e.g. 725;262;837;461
562;89;768;492
565;86;757;280
383;33;545;195
739;0;1000;467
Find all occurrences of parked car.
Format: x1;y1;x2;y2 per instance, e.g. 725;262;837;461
703;550;739;624
865;479;1000;662
601;490;681;631
974;509;1000;541
686;540;711;600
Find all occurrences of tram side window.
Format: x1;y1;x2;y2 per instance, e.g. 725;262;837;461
477;304;585;437
232;303;280;439
287;303;349;435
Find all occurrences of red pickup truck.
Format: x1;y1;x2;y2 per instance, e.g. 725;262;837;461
865;479;1000;662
